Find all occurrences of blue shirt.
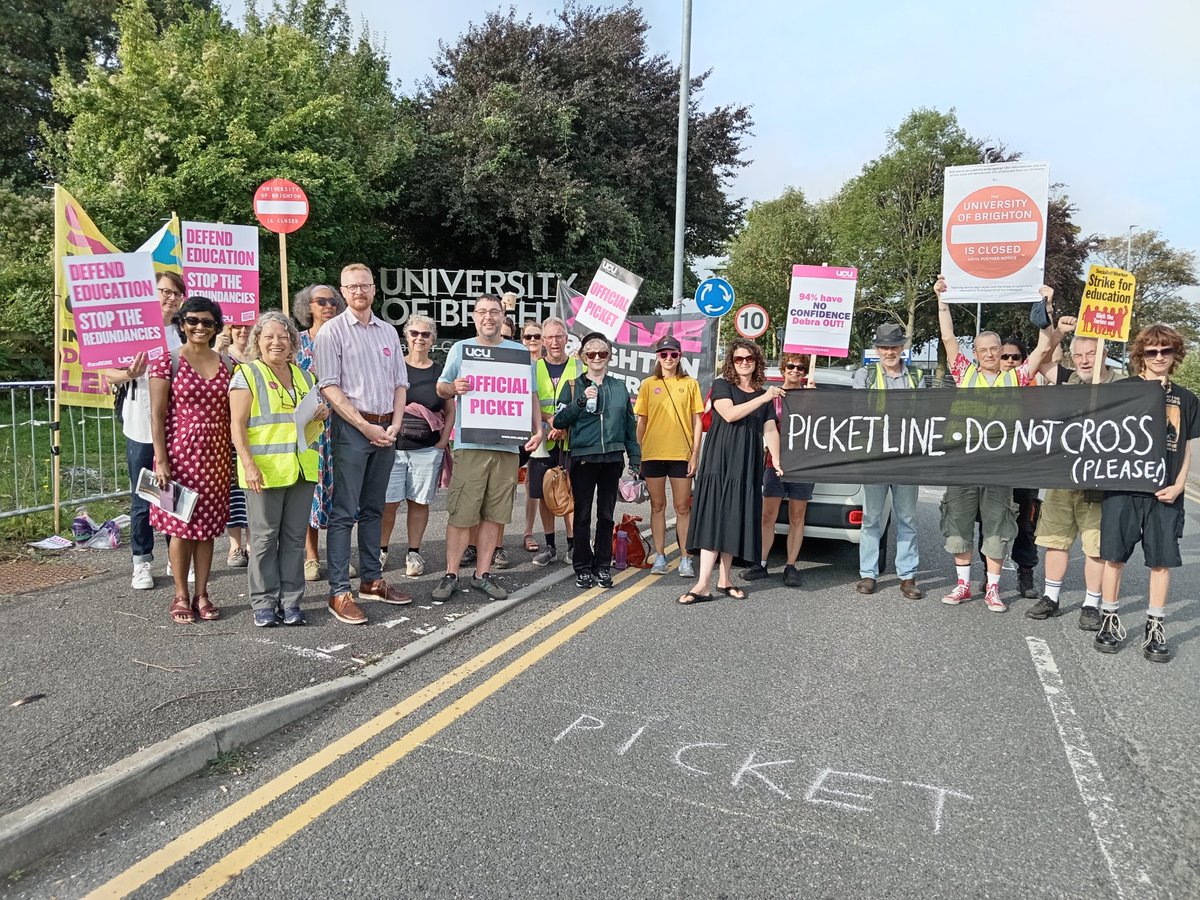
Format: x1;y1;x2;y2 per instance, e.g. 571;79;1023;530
440;338;538;453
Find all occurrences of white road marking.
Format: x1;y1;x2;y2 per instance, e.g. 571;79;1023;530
380;617;411;629
1025;636;1153;898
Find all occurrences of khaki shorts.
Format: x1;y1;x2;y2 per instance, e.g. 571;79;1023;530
939;485;1016;560
447;449;519;528
1035;488;1102;557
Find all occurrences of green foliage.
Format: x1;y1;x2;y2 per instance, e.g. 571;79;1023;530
47;0;416;308
1173;348;1200;396
399;5;751;311
0;185;55;377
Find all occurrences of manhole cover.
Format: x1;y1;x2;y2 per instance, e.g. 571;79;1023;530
0;559;103;595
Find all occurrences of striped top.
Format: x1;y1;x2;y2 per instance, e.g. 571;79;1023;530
314;309;408;414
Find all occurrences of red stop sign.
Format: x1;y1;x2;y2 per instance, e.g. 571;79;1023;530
254;179;309;234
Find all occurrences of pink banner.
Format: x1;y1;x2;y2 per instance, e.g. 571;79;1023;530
182;221;260;325
63;252;168;369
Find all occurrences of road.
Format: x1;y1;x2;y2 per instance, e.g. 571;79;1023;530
11;486;1200;899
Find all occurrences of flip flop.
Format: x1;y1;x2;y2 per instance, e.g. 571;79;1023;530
716;584;747;599
677;591;715;605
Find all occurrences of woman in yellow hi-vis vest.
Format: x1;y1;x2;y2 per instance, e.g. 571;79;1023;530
230;311;326;627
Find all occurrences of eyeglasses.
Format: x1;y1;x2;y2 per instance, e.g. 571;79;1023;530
341;283;374;293
157;288;184;300
999;353;1023;361
732;354;755;364
783;363;806;371
657;350;680;360
312;297;339;307
523;334;543;342
584;351;610;361
407;330;432;340
474;309;502;318
1143;348;1175;358
183;315;216;329
543;333;565;341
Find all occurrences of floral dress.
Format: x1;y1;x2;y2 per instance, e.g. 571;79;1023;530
296;330;334;528
148;353;232;540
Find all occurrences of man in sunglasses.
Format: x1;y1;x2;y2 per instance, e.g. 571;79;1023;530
851;323;926;599
935;275;1058;613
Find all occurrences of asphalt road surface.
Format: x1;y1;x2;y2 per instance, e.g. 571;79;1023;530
13;486;1200;899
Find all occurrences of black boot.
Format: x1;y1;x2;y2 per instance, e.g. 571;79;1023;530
1093;609;1125;654
1017;566;1038;599
1142;617;1172;663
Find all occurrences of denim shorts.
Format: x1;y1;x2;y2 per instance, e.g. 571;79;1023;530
385;447;444;505
763;468;814;501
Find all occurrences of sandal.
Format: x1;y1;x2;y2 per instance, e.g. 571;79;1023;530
524;534;539;553
717;584;747;599
192;593;221;621
171;595;195;624
677;591;715;605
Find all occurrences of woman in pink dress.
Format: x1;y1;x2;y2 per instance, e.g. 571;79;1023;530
149;296;233;624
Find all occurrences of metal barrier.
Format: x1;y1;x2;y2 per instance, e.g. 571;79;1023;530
0;382;126;521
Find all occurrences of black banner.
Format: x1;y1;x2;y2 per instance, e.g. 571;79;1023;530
780;381;1167;491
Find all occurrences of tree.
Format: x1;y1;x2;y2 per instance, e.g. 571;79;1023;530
1093;229;1200;346
45;0;415;310
722;188;833;349
398;5;752;310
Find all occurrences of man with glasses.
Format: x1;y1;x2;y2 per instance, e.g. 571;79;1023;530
100;272;186;590
435;295;545;601
315;263;412;625
1093;323;1198;662
935;275;1057;613
529;316;580;567
851;323;927;599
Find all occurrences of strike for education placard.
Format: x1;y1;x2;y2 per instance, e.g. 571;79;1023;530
62;251;167;369
573;259;643;341
457;343;535;446
940;161;1050;304
1076;265;1137;342
181;221;259;324
782;265;857;357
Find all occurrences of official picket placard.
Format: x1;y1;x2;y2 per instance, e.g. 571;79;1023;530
573;259;643;340
181;221;259;324
940;161;1050;304
780;381;1166;491
63;252;167;369
1076;265;1137;342
783;265;857;357
457;343;536;446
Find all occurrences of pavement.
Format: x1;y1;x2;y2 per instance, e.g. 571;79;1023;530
1;485;650;876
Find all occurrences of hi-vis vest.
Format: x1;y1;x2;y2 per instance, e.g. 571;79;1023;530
960;364;1019;389
536;357;583;450
865;363;921;389
237;360;320;489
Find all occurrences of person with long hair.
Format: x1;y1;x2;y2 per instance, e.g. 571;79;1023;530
148;296;233;624
680;339;784;604
229;311;326;626
634;335;703;577
293;283;347;581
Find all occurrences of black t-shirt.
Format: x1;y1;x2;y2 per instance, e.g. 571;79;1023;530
1145;376;1200;487
396;361;445;450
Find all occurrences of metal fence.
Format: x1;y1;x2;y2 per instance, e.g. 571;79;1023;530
0;381;126;521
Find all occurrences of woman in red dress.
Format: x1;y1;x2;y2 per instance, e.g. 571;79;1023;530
149;296;233;624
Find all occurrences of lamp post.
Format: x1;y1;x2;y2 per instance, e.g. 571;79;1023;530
670;0;693;306
1125;224;1138;271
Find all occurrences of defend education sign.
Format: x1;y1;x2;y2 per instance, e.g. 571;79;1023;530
780;381;1166;491
456;342;536;446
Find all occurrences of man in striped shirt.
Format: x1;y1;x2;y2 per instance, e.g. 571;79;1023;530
315;263;413;624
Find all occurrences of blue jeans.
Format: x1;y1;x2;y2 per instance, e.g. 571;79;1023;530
126;438;156;563
859;483;919;580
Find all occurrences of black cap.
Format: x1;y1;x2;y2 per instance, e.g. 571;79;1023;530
654;335;682;353
579;331;611;349
872;323;906;346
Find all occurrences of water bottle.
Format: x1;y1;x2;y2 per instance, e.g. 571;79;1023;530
585;382;597;414
614;531;629;570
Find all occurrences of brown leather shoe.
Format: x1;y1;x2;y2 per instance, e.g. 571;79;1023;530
328;591;368;625
359;578;412;606
855;577;877;595
899;578;925;600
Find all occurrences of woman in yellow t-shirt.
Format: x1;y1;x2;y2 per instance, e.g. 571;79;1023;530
634;335;704;578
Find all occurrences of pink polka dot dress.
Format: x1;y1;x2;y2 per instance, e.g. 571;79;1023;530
149;353;232;540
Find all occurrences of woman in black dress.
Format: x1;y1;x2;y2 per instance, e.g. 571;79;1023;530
681;339;784;604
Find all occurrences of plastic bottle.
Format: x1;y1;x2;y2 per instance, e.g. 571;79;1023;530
585;384;597;414
614;531;629;570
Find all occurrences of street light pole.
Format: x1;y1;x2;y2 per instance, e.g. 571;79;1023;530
1126;224;1138;271
671;0;693;306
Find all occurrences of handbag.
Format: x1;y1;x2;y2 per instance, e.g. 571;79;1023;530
618;473;649;503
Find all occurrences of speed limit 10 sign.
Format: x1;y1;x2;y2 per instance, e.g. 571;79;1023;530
734;303;770;339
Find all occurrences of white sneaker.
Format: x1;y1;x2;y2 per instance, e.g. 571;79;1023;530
678;556;695;578
406;550;425;577
650;554;668;575
167;560;196;583
380;548;388;571
131;562;154;590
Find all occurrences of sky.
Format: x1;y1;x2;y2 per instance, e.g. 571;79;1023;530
224;0;1200;293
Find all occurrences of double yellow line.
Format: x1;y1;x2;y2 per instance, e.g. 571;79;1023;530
89;553;675;899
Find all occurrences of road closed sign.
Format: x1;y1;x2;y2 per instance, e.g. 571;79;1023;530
939;161;1049;304
254;179;309;234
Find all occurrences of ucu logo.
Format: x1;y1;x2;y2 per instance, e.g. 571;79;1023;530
600;260;620;276
463;345;493;359
834;269;855;279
